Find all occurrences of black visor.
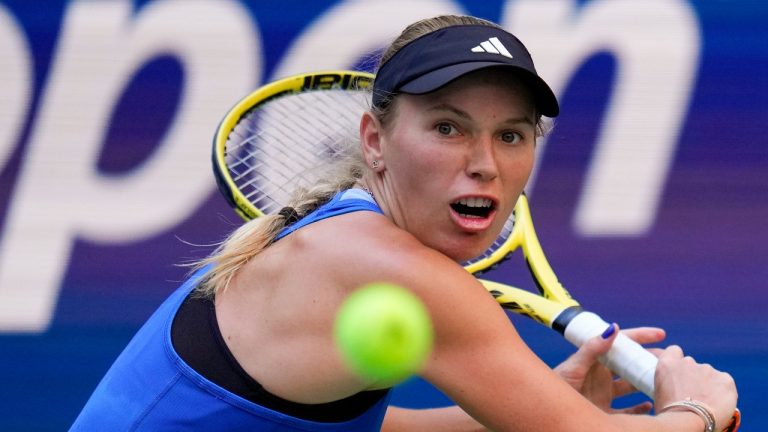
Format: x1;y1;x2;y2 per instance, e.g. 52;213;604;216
373;25;559;117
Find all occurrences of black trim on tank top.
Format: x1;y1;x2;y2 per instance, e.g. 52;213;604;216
171;292;388;423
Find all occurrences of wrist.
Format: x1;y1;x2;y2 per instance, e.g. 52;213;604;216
657;399;716;432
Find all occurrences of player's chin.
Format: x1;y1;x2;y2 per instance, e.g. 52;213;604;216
425;218;498;262
439;234;494;263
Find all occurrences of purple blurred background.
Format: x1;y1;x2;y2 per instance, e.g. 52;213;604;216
0;0;765;430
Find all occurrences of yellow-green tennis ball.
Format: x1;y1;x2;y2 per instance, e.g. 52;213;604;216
334;282;434;384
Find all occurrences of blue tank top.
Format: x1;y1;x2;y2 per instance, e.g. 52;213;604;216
71;190;389;431
275;188;383;240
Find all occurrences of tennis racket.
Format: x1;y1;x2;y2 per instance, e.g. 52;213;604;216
474;194;741;431
211;70;739;431
212;70;374;220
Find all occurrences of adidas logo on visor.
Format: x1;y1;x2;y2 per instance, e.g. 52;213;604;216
470;37;513;58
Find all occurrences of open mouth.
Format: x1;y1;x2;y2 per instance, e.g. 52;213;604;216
450;197;495;219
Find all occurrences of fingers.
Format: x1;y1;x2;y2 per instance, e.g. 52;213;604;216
620;327;666;345
572;323;619;365
585;325;665;357
611;377;637;398
579;324;664;357
660;344;684;360
653;345;738;426
554;323;619;386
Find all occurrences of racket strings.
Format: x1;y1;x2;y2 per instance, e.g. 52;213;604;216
257;92;362;204
227;119;300;212
237;102;320;177
224;90;369;215
462;215;516;270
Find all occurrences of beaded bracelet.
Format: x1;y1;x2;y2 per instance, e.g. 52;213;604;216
659;398;716;432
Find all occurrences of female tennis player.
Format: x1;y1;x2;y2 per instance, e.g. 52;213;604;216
72;15;737;431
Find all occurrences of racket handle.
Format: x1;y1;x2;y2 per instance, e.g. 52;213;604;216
563;311;741;432
562;311;657;397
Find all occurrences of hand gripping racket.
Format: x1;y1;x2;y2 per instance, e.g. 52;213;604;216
211;70;739;431
471;194;740;431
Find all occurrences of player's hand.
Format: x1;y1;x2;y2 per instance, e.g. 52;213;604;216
554;325;665;413
654;345;738;428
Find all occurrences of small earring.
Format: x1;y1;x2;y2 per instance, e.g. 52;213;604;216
371;160;380;169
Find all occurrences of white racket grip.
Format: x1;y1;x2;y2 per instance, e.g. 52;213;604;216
563;311;658;398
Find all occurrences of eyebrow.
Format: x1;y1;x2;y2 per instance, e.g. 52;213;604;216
426;103;535;126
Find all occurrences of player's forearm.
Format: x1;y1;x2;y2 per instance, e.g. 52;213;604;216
384;405;710;432
610;410;711;432
382;405;489;432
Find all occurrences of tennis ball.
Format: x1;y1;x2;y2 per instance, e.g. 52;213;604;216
334;282;434;384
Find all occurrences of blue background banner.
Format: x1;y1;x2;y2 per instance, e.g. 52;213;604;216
0;1;765;430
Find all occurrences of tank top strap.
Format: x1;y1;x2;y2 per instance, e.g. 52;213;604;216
275;189;383;241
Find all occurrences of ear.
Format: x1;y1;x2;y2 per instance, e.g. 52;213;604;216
359;111;384;171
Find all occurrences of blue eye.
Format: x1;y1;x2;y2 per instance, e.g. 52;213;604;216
436;123;457;135
501;131;522;144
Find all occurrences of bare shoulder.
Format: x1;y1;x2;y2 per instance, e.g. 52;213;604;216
299;210;516;343
298;210;487;299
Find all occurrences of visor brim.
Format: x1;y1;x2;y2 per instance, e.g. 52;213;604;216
399;62;559;117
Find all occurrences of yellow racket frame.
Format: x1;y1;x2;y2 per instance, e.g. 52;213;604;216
212;70;374;221
467;194;580;325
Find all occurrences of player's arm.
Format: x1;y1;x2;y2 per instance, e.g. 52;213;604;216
346;228;601;431
382;327;662;431
383;249;717;432
382;406;488;432
335;215;734;431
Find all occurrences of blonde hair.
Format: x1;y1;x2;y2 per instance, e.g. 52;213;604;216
194;15;539;297
194;154;364;298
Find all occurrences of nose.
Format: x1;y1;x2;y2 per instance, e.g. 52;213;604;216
466;137;499;181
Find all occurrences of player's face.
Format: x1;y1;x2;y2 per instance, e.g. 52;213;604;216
381;69;537;261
